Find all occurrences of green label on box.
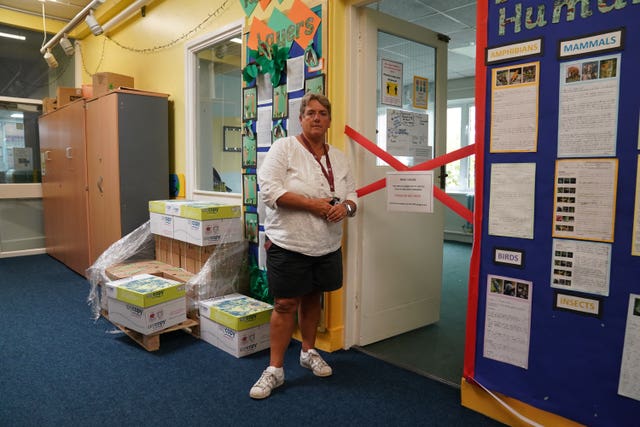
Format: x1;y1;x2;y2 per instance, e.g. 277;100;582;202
206;295;272;331
179;203;241;220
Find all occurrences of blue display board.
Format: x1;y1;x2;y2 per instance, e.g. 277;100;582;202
474;1;640;425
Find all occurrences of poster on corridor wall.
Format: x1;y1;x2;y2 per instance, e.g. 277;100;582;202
483;275;533;369
552;159;618;242
488;162;536;239
618;294;640;402
557;54;621;158
381;59;403;107
489;61;539;153
550;238;611;296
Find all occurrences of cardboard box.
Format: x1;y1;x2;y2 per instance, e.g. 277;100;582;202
200;316;270;358
106;274;185;307
108;296;186;335
42;97;57;113
92;72;134;97
199;294;272;331
179;202;242;221
105;259;193;283
56;87;83;107
181;242;216;274
154;236;181;268
173;216;242;246
150;212;174;238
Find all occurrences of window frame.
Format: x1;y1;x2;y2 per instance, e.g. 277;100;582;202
446;97;475;194
184;19;243;203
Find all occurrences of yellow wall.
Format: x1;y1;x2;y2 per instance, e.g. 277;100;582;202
80;0;243;174
2;0;244;176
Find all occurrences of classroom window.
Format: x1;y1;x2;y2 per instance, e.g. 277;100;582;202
446;100;475;193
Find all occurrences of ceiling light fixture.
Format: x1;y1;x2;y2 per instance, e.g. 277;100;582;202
39;0;105;55
59;34;75;56
43;49;59;68
85;10;104;36
0;31;26;41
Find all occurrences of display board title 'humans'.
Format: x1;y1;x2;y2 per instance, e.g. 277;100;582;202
496;0;639;36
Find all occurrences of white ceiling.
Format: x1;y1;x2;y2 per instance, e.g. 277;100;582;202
0;0;94;22
0;0;477;102
368;0;477;80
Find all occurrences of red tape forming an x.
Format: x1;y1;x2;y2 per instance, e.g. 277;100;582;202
344;125;475;223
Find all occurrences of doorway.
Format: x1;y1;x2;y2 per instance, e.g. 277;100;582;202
347;2;474;388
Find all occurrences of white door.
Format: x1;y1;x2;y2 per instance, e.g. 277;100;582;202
349;8;448;346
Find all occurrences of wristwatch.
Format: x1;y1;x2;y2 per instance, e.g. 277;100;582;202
343;201;355;217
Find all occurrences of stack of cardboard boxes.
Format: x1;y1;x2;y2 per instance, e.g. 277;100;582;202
97;199;272;356
42;72;134;114
148;200;243;274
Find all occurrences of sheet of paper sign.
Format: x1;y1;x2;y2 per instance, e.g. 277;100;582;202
257;106;272;148
483;275;533;369
557;54;620;158
618;294;640;402
488;162;536;239
550;238;611;296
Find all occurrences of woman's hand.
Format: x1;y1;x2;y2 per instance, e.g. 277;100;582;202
324;198;349;223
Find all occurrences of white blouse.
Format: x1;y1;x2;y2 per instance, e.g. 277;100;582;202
258;136;358;256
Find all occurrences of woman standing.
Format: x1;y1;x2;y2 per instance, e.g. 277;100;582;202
250;93;357;399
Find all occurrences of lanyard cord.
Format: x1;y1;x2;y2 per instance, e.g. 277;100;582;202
299;133;335;192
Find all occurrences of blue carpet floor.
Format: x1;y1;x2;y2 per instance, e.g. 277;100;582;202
0;254;504;426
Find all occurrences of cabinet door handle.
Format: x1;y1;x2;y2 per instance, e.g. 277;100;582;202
44;150;51;161
65;147;73;159
97;176;103;193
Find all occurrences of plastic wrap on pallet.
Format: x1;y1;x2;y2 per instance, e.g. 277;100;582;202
185;240;250;316
86;219;250;321
86;221;156;320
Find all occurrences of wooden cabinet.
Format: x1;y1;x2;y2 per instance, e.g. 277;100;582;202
39;89;169;273
85;90;169;262
39;99;91;275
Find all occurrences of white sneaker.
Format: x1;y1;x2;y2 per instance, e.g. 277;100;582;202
300;349;332;377
249;366;284;399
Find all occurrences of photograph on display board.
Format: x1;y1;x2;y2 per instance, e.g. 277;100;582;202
243;86;257;122
305;74;325;94
243;173;258;206
272;84;288;119
244;212;258;244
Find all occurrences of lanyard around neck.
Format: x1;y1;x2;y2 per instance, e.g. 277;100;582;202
299;133;335;192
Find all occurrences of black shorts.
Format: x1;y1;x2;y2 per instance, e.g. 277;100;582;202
266;242;343;298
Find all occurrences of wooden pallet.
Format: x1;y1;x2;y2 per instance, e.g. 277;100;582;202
112;318;199;351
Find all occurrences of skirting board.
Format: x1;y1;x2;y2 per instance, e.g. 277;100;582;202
460;377;585;427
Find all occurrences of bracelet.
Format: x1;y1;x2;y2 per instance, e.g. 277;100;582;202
343;201;355;217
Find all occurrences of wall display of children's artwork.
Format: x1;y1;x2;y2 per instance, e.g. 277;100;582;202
305;74;325;94
244;212;258;244
272;121;287;144
243;173;257;206
241;0;327;282
243;86;257;122
272;84;288;119
242;134;257;168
